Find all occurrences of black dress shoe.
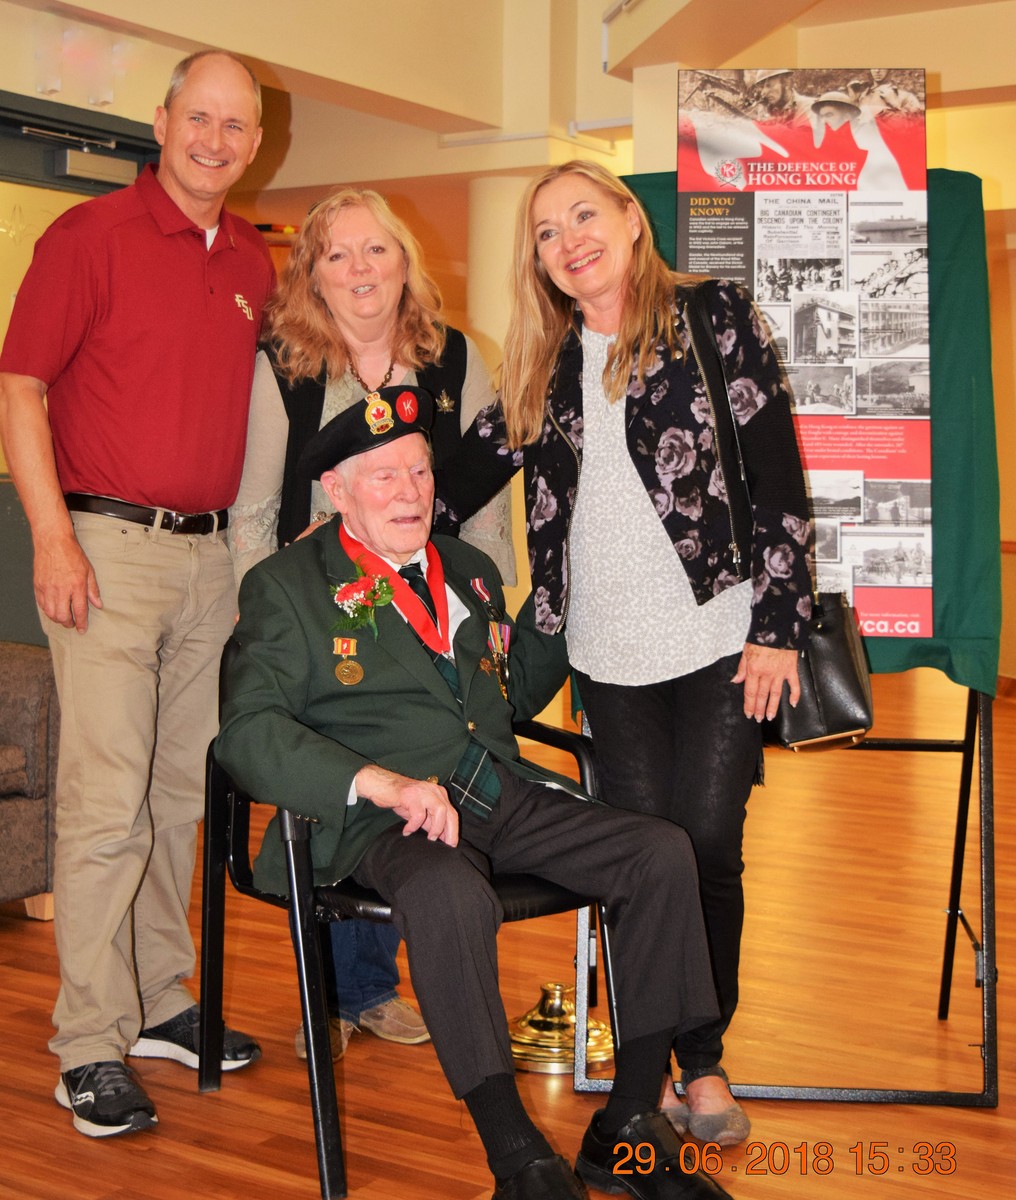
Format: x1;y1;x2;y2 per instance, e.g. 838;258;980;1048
493;1154;589;1199
576;1110;732;1199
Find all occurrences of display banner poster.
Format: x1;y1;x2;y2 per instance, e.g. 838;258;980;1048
677;69;930;638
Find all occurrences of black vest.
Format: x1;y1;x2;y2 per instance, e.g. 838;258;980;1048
273;328;469;546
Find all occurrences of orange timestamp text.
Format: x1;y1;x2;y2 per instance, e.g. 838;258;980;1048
613;1140;958;1177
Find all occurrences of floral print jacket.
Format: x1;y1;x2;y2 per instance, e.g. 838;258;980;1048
436;280;814;648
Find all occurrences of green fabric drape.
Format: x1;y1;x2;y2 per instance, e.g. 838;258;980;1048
626;167;1001;694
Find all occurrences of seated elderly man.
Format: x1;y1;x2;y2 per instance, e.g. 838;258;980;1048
216;386;732;1200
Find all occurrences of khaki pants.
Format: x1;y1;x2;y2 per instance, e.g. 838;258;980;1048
43;512;236;1071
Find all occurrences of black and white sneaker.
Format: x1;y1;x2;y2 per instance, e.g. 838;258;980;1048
55;1061;158;1138
130;1004;261;1071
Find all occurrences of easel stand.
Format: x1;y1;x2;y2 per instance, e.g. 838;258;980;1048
728;689;997;1106
573;689;998;1106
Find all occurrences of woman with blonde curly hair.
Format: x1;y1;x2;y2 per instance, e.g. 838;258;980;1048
438;161;814;1163
230;187;513;1062
266;189;445;389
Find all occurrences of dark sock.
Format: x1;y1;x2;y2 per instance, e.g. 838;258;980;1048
463;1073;554;1182
599;1028;675;1135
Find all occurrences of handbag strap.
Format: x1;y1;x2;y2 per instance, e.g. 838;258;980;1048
686;286;829;623
682;284;753;572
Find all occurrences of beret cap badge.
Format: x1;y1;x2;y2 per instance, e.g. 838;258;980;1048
365;399;394;436
296;384;435;479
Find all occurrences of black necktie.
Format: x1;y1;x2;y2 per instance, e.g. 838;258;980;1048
398;562;437;623
398;562;499;818
399;562;457;694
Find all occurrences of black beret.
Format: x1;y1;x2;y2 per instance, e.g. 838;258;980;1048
296;385;435;479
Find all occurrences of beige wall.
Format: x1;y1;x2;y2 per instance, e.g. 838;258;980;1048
0;0;178;123
2;0;505;129
0;181;93;476
794;1;1016;96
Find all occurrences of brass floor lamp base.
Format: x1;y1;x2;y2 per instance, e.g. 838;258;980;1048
508;981;614;1075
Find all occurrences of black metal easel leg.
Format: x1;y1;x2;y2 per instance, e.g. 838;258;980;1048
976;692;998;1104
937;689;979;1019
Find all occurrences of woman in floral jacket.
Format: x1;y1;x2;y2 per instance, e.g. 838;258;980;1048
437;160;814;1147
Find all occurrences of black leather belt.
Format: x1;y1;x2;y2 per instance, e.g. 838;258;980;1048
64;493;228;535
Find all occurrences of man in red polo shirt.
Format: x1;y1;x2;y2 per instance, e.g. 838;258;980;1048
0;49;274;1139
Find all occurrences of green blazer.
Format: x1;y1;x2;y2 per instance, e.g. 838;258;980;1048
215;521;574;895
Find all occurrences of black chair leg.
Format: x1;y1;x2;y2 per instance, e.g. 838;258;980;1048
199;747;227;1093
280;811;348;1200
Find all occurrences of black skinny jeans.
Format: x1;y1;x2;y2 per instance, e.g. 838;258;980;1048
575;651;761;1071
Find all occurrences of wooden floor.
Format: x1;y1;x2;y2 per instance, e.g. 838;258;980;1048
1;668;1010;1200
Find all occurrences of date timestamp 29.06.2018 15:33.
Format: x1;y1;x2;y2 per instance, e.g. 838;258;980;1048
613;1140;958;1178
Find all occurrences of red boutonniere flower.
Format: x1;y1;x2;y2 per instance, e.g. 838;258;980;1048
329;561;394;639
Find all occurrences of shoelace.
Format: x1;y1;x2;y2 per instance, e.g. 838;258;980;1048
81;1062;136;1097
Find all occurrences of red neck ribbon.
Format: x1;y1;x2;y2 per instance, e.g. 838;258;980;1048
339;525;450;654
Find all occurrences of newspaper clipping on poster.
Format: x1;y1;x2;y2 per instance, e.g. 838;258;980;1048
677;68;930;638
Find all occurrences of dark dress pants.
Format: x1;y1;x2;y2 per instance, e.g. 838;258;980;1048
352;764;718;1098
575;652;762;1070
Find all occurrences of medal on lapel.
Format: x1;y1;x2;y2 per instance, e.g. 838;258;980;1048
470;577;510;699
333;635;364;685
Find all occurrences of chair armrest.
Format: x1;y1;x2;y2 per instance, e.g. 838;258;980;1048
206;746;270;902
207;743;317;909
512;718;598;797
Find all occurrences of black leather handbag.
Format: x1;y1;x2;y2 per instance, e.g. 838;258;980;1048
771;592;873;750
684;284;874;751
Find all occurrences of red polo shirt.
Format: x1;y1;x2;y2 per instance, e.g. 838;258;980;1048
0;164;274;512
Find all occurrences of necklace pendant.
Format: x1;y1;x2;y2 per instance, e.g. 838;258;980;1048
350;357;396;402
